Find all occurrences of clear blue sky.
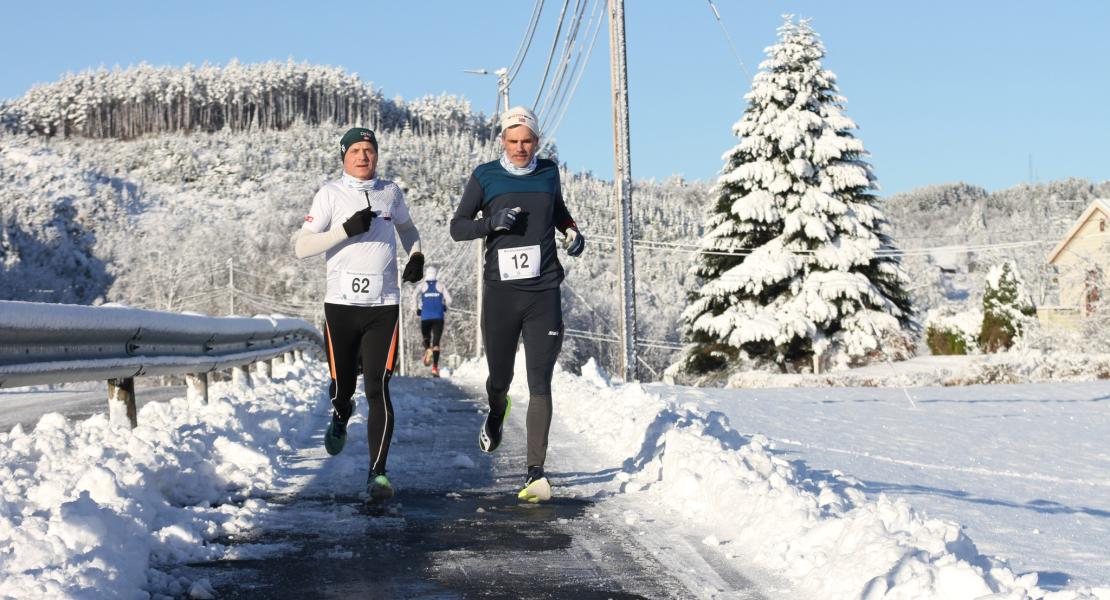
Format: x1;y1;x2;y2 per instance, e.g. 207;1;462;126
2;1;1107;196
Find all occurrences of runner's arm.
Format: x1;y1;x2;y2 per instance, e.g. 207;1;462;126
553;180;578;235
450;175;492;241
292;227;347;259
395;218;422;255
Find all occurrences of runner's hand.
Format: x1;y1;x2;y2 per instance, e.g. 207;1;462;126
489;207;521;232
564;227;585;257
402;252;425;283
342;208;377;237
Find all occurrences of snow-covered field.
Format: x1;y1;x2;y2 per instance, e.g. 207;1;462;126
1;355;1107;599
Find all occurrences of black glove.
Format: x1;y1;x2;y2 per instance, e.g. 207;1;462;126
342;207;377;237
417;309;422;317
564;227;585;257
402;252;424;283
489;207;521;232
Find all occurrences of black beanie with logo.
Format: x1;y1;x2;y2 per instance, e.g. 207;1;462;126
340;128;378;159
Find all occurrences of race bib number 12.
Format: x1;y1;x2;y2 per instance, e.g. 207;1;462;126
497;245;541;281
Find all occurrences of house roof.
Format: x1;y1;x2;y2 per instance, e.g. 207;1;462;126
1047;198;1110;264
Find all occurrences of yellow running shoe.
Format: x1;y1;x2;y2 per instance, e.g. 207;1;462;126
517;465;552;503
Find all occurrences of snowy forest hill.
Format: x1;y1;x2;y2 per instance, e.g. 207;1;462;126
0;61;706;378
1;60;1108;379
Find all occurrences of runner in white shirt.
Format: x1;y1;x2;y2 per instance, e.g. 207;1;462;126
292;127;424;504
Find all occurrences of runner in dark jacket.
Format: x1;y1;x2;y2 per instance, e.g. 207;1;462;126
449;106;585;502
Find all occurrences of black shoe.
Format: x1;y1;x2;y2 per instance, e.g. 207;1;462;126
324;411;348;456
478;396;511;453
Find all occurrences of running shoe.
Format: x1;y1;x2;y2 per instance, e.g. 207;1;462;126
518;465;552;503
367;473;394;503
478;396;511;452
324;411;348;456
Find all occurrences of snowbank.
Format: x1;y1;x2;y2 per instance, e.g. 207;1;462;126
0;360;324;599
549;358;1109;600
725;352;1110;389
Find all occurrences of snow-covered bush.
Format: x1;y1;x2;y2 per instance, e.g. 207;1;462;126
978;261;1036;352
924;307;982;355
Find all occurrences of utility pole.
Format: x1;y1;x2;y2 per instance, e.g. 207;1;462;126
464;66;510;359
227;258;235;315
608;0;638;382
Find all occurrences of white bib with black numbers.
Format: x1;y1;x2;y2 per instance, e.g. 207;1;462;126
497;245;541;281
340;269;383;304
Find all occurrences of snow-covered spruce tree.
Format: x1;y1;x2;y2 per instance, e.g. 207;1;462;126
978;261;1035;352
679;15;915;374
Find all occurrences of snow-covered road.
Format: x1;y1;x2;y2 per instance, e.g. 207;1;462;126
187;376;762;598
1;355;1107;599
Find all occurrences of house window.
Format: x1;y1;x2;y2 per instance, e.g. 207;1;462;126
1101;219;1106;232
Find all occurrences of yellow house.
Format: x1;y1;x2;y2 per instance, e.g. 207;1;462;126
1039;198;1110;329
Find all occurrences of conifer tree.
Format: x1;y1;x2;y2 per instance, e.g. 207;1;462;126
979;261;1035;352
679;15;915;374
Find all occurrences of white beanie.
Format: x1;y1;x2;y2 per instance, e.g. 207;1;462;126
425;266;438;281
500;106;540;137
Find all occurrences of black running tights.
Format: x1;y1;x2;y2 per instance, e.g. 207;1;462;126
324;302;398;474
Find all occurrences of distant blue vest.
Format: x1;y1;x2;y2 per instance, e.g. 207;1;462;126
420;281;445;321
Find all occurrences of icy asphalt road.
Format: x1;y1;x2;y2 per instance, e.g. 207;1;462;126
0;382;185;433
185;376;766;599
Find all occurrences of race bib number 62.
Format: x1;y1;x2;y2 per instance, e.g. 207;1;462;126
497;245;541;281
340;270;383;304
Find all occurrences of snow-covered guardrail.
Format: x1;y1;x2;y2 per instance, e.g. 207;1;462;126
0;300;323;427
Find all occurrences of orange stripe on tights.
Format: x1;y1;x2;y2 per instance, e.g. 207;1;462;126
325;322;337;380
385;322;399;374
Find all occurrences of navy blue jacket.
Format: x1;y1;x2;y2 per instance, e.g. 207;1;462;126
450;158;576;291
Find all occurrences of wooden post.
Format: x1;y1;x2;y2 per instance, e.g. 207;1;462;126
258;359;273;380
233;364;252;388
609;0;639;382
107;377;137;429
186;373;209;404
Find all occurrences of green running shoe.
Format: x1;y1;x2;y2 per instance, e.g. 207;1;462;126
367;474;394;504
479;395;511;452
324;412;348;456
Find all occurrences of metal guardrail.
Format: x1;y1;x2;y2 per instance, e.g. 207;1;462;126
0;300;324;427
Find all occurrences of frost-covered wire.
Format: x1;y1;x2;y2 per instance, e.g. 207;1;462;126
537;0;590;122
506;0;546;88
540;0;604;150
705;0;752;79
589;232;1065;258
532;0;572;110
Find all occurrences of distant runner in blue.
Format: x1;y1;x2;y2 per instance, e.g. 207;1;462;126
449;106;585;503
414;265;451;377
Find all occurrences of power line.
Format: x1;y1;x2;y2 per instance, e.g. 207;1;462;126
589;232;1061;258
506;0;547;88
705;0;752;79
540;0;605;149
537;0;590;121
532;0;572;109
